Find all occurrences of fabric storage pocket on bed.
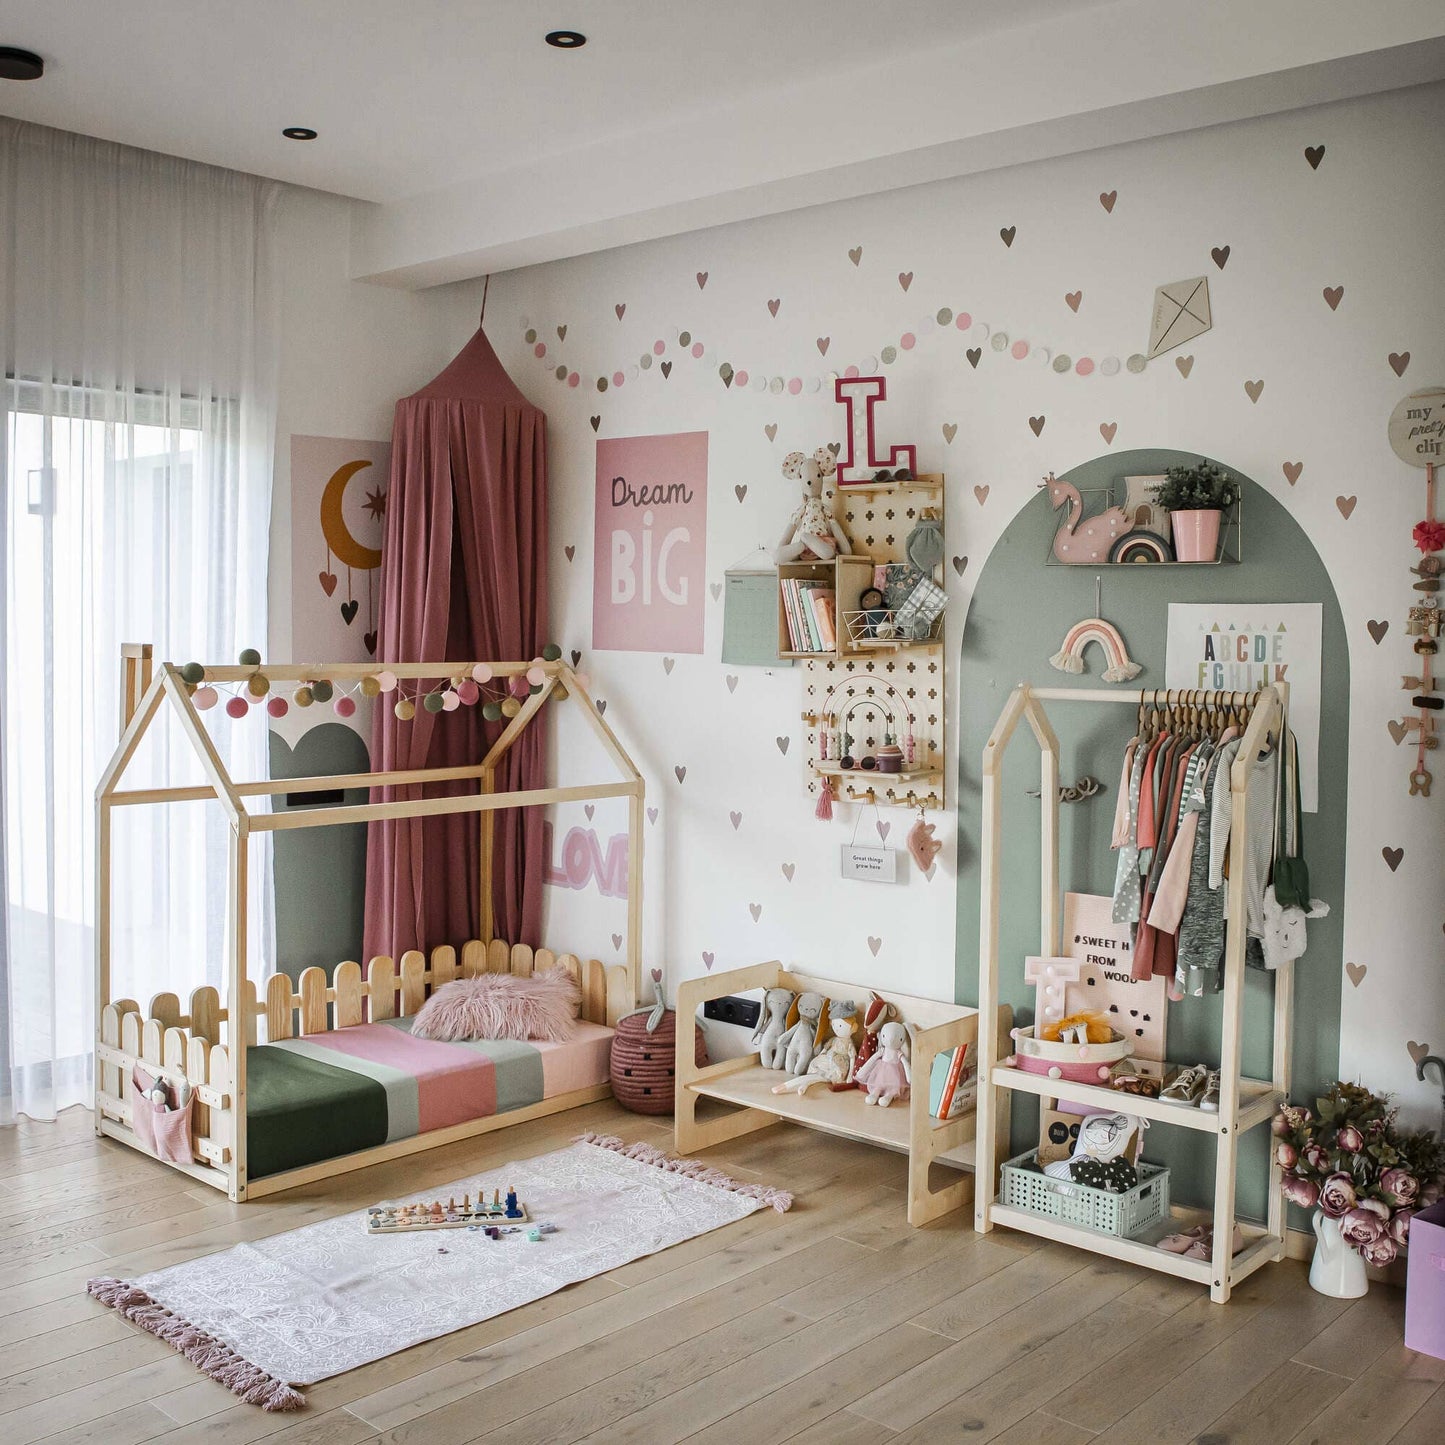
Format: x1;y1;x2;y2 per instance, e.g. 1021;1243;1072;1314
130;1066;196;1165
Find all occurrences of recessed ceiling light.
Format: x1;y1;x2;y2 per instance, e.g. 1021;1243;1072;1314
544;30;586;49
0;47;44;81
282;127;318;141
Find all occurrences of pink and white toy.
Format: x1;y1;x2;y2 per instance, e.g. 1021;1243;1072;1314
856;1020;911;1107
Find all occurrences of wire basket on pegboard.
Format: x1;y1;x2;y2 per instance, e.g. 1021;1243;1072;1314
610;1010;710;1115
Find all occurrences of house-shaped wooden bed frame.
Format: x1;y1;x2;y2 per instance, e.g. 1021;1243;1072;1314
94;645;641;1200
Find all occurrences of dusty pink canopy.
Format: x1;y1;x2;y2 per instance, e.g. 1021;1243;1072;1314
363;326;547;959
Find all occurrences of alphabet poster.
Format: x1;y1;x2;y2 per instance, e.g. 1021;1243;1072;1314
593;431;708;653
1164;602;1322;811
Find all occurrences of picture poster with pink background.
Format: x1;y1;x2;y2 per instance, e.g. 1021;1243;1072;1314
592;431;708;654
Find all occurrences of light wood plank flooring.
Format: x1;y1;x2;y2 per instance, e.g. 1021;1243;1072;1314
2;1102;1441;1444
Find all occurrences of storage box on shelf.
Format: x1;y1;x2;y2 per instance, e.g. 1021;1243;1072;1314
973;682;1293;1303
999;1150;1170;1238
676;961;1012;1225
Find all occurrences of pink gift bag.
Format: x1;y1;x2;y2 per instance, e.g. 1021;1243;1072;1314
1405;1199;1445;1362
129;1066;196;1165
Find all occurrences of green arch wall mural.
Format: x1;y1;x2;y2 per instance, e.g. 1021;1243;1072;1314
954;449;1349;1218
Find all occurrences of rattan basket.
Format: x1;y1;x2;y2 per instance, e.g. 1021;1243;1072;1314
610;1010;709;1115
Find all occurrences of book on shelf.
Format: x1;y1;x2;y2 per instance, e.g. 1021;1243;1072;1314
931;1041;977;1120
781;579;833;653
810;589;837;650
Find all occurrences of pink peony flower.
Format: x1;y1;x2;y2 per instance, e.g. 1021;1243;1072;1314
1282;1175;1320;1209
1303;1142;1331;1173
1340;1204;1387;1247
1361;1234;1398;1268
1337;1124;1364;1153
1319;1172;1357;1218
1380;1168;1420;1207
1276;1142;1299;1169
1275;1104;1312;1133
1389;1208;1415;1246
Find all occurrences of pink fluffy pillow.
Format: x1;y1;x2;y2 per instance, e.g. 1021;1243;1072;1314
410;968;581;1043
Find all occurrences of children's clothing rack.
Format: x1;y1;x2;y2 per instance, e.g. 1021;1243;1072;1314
973;682;1292;1304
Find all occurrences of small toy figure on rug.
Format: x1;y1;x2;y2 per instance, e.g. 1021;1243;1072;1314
856;1020;911;1106
772;1000;858;1096
776;448;852;561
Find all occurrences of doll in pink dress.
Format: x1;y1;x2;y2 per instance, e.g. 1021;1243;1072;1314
855;1020;911;1107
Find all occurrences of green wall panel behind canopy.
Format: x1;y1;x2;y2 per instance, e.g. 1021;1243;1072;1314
954;450;1349;1220
269;722;370;982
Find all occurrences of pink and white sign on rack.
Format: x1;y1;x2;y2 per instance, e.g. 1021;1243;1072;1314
834;375;917;485
592;431;709;654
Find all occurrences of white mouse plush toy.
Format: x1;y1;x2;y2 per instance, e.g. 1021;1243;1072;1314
776;448;852;562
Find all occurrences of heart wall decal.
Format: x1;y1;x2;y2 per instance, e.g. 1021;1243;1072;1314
966;348;982;368
709;583;722;601
1176;355;1194;378
564;545;576;562
726;675;738;693
730;811;742;830
1408;1040;1430;1067
1305;144;1325;170
1387;719;1408;745
764;423;777;441
1382;846;1404;872
1244;379;1264;403
1345;962;1366;988
1099;190;1117;212
1336;495;1357;520
867;936;883;957
749;903;762;922
1367;618;1389;644
767;298;781;317
1065;291;1082;312
647;806;658;824
615;303;626;320
696;271;708;289
1282;461;1303;485
1211;245;1231;269
590;415;601;432
702;951;715;970
662;657;675;674
611;933;623;950
1389;351;1411;377
1323;285;1343;311
974;485;990;506
734;484;748;503
776;736;790;755
942;423;957;444
848;245;862;265
999;226;1016;247
1100;422;1117;445
952;555;969;577
781;863;795;882
898;271;913;291
1028;415;1046;437
816;337;830;355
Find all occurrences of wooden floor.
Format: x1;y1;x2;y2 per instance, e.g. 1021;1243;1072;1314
2;1103;1442;1445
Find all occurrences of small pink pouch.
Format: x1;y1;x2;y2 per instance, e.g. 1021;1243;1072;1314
130;1066;196;1165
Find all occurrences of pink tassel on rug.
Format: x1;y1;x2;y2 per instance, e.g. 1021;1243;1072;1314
86;1278;305;1411
576;1131;794;1213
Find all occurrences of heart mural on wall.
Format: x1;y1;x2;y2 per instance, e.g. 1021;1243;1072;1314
1323;285;1343;311
1305;144;1325;170
999;226;1016;248
1211;245;1231;269
1345;962;1366;988
1100;422;1117;444
848;246;862;265
1382;846;1404;872
1099;190;1117;212
749;903;762;922
1282;461;1303;485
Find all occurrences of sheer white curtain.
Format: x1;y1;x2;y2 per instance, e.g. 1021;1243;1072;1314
0;120;279;1123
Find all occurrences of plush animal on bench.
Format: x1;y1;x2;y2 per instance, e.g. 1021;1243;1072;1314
751;988;796;1069
771;1000;858;1096
856;1020;911;1107
778;992;828;1076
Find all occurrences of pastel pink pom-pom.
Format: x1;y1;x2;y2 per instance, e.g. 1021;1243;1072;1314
441;691;460;711
458;679;479;705
334;696;356;718
375;670;398;693
267;697;289;718
225;697;249;719
526;664;546;686
193;686;218;711
472;663;493;683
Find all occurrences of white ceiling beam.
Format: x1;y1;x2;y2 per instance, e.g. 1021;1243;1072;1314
350;0;1445;288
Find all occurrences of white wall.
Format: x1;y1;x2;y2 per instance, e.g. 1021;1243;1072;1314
477;83;1445;1122
267;186;484;676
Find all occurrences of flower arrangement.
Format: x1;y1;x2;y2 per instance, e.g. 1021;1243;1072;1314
1150;462;1240;513
1273;1081;1445;1266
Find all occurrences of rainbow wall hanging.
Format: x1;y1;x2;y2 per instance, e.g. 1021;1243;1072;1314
1048;617;1143;683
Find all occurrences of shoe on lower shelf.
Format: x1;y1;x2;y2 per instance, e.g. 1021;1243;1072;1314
1198;1070;1221;1112
1161;1064;1209;1106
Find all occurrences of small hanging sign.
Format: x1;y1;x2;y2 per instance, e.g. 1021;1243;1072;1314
840;844;899;883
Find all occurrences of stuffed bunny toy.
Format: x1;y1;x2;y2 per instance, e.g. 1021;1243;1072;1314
856;1020;911;1107
834;991;895;1091
750;988;796;1069
778;991;827;1076
772;1001;858;1096
776;448;852;562
1260;886;1330;970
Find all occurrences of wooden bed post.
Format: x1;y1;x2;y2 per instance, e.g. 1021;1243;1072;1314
479;765;495;945
627;783;644;1005
228;822;250;1201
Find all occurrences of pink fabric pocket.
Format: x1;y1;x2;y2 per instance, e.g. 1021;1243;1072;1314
130;1066;196;1165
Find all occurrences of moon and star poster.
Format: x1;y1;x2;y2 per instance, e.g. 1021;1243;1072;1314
290;434;389;666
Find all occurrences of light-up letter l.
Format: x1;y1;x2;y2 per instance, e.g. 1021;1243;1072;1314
833;374;917;486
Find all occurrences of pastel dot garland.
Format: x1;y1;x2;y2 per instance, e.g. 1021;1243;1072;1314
180;648;587;725
520;308;1148;399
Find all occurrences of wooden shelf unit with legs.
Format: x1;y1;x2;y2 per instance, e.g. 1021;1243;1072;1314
972;682;1293;1303
676;961;1012;1225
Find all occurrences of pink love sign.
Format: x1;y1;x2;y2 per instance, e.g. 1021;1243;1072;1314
593;431;709;654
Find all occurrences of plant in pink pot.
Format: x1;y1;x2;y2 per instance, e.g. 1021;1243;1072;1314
1151;462;1240;563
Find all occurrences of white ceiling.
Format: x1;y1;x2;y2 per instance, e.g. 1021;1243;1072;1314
3;0;1444;288
0;0;1095;202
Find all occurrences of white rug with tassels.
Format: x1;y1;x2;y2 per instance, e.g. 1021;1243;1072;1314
87;1133;792;1410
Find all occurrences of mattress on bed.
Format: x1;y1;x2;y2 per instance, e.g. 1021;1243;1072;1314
244;1016;614;1180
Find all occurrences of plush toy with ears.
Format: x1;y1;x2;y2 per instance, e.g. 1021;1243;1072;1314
750;988;796;1069
1260;886;1330;970
856;1020;911;1107
776;448;852;562
779;992;828;1076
